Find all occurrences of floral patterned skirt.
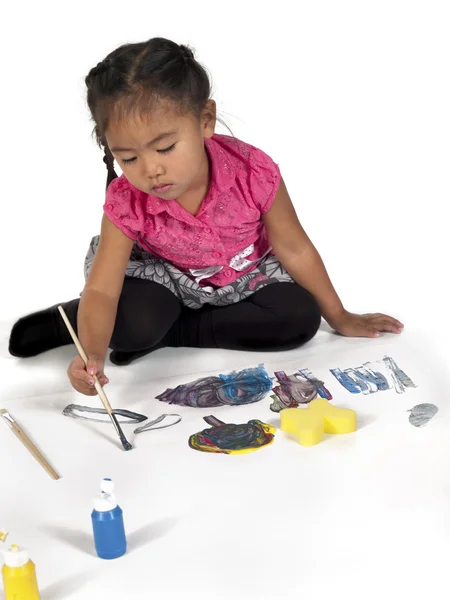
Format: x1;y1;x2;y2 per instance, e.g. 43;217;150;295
84;236;294;310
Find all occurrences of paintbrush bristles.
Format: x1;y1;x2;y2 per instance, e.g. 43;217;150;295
121;439;133;452
57;305;133;452
110;414;133;452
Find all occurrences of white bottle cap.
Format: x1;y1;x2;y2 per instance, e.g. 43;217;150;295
101;478;115;495
93;478;118;512
4;545;29;568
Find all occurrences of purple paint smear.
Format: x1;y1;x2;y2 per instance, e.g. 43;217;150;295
270;368;332;413
156;365;273;408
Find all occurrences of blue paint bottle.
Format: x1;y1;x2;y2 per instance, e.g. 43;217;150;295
91;478;127;559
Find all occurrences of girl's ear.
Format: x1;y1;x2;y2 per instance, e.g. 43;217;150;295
202;99;216;139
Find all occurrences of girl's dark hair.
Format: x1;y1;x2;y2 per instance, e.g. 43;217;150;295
85;37;212;188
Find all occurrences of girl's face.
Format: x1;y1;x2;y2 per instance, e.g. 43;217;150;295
105;100;216;201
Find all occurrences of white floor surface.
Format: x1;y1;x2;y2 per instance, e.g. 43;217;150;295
1;321;449;600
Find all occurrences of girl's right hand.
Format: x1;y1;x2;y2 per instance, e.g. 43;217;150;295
68;355;109;396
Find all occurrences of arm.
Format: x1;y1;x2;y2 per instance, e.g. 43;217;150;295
78;214;134;360
263;178;403;337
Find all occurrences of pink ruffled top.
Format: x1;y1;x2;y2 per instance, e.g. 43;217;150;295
104;134;281;287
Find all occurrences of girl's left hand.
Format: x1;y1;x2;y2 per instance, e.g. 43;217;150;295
329;310;404;338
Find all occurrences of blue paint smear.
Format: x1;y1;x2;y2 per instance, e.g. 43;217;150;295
331;357;416;396
330;368;366;394
344;368;378;394
354;365;390;391
157;365;272;408
218;365;273;405
298;368;333;400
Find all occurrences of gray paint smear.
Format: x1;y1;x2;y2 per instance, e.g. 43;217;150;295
63;404;147;423
407;403;438;427
62;404;181;434
134;413;182;434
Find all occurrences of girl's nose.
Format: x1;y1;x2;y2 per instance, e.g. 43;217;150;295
142;156;163;179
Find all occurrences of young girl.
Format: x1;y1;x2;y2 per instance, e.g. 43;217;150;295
9;37;403;396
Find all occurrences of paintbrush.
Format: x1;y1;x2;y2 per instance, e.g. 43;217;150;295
0;409;60;479
57;306;132;452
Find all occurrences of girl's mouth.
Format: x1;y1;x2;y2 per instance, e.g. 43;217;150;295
152;184;173;193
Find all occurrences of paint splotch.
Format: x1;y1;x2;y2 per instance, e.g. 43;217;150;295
381;356;417;394
189;416;275;454
134;413;182;434
330;368;367;394
298;369;333;400
63;405;181;435
330;356;416;395
157;365;272;408
63;404;147;424
357;363;390;391
270;369;332;412
408;403;438;428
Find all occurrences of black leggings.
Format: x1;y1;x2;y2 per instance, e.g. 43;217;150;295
9;279;322;361
64;278;321;351
110;278;320;352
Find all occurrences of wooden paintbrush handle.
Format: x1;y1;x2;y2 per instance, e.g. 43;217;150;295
93;379;113;415
57;306;89;362
0;410;60;481
11;423;60;480
57;306;113;415
57;307;132;452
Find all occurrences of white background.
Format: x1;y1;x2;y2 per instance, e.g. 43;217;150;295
0;1;449;599
1;0;448;327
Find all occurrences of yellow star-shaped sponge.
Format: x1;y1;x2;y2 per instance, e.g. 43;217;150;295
280;398;357;446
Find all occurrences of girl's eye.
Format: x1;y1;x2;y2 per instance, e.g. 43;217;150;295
121;143;175;164
157;143;176;155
